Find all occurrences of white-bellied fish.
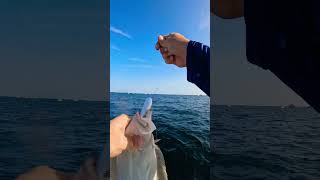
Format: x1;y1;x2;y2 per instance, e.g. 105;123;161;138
110;98;167;180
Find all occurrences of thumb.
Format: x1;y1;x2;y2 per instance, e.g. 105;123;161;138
157;35;169;47
112;114;131;130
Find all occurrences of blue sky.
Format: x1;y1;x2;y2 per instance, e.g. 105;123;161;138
110;0;210;95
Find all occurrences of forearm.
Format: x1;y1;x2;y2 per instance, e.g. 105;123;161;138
186;41;210;96
211;0;244;19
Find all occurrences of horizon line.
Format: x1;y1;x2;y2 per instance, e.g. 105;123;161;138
110;91;207;96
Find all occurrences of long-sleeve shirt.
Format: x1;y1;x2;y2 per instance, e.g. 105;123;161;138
244;0;320;112
186;41;210;96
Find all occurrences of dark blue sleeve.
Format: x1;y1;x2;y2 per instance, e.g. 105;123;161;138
186;41;210;96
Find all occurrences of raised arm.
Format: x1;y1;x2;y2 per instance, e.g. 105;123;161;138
155;33;210;96
186;41;210;96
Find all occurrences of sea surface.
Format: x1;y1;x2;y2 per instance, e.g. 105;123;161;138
110;92;210;180
211;105;320;180
0;96;106;179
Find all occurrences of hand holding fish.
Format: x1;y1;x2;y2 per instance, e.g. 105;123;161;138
110;114;143;158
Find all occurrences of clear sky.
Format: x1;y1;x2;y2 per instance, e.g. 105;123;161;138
110;0;210;95
211;16;308;106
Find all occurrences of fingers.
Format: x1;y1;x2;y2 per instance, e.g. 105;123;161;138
161;51;173;64
157;35;169;48
156;33;178;50
162;52;175;64
168;32;176;38
156;34;171;56
155;42;160;50
156;34;177;65
111;114;131;131
166;55;175;65
155;35;165;50
159;47;167;54
169;55;175;64
159;47;175;64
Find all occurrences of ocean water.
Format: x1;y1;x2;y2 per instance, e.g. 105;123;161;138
110;92;210;180
211;105;320;180
0;96;106;179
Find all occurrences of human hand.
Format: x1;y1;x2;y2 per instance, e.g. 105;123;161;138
155;32;190;67
110;114;143;158
15;166;74;180
15;156;101;180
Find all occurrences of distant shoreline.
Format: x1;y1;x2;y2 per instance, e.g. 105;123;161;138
110;91;207;97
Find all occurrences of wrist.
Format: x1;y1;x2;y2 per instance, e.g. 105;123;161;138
181;39;190;67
